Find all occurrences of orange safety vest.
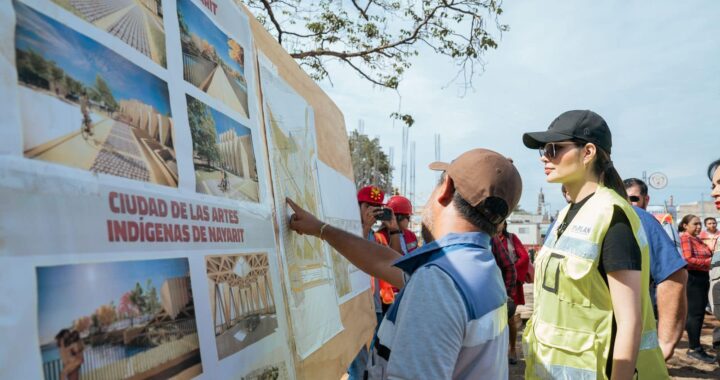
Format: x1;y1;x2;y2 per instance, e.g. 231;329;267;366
371;232;396;304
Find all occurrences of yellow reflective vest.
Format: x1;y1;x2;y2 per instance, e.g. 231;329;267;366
523;186;668;379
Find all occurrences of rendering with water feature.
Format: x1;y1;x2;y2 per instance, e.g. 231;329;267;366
15;1;178;187
178;0;249;118
37;258;202;380
51;0;166;67
187;94;259;202
205;253;278;360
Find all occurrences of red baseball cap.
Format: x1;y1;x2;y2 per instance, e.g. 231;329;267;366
387;195;412;215
357;185;385;206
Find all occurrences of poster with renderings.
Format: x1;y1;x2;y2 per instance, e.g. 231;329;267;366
0;0;370;378
37;258;202;380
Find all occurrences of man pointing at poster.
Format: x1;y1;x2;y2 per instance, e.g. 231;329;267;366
287;148;521;379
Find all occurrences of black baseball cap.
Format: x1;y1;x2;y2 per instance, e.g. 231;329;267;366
522;110;612;153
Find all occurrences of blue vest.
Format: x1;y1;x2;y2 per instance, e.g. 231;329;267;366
385;232;507;324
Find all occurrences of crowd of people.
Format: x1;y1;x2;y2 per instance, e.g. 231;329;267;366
286;109;720;379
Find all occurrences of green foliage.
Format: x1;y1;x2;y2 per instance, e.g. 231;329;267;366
390;112;415;127
27;49;48;78
94;74;118;112
64;75;84;96
145;279;161;315
129;282;147;314
187;96;221;166
348;130;392;192
48;62;65;83
245;0;506;93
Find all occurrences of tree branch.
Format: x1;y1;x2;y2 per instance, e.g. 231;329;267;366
259;0;284;44
291;5;443;59
340;58;387;87
350;0;370;20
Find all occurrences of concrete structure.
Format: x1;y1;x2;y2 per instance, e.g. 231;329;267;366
118;99;172;147
206;254;275;334
206;254;277;359
506;211;552;247
217;129;256;180
677;201;720;224
161;276;192;320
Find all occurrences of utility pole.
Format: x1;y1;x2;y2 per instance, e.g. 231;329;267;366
434;134;441;181
388;146;395;189
358;119;365;134
400;125;409;195
409;141;416;205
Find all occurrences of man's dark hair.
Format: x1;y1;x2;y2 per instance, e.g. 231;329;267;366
704;217;717;226
623;178;648;196
438;173;507;234
452;193;506;235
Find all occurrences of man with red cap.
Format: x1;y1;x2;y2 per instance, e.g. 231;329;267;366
378;195;419;256
357;185;387;239
355;185;396;316
287;148;521;379
348;185;393;380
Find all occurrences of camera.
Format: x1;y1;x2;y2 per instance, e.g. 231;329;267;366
374;207;393;221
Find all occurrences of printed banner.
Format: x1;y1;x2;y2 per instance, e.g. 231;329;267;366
0;0;370;379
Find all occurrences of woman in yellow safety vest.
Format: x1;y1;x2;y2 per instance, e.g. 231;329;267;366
521;110;667;379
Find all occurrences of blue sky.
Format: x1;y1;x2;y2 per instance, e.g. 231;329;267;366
177;0;245;76
320;1;720;215
15;2;172;116
36;258;190;344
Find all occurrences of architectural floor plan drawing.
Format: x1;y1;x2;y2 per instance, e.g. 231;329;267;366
260;64;342;358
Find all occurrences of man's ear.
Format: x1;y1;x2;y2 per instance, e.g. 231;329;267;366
436;176;455;206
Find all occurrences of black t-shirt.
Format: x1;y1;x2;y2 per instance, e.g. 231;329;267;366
556;192;641;377
557;193;642;280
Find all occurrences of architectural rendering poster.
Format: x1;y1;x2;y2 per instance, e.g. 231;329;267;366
16;1;178;187
1;0;367;378
316;160;370;303
259;61;343;358
37;258;202;380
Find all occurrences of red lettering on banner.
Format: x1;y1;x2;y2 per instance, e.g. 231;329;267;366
201;0;218;14
106;191;245;244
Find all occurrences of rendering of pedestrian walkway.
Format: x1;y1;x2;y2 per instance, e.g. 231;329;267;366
26;104;178;187
201;65;249;118
58;0;166;65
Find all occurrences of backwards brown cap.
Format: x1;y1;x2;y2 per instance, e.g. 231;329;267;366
429;148;522;220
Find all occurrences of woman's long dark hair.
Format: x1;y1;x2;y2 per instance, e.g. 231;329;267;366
708;158;720;180
590;146;627;199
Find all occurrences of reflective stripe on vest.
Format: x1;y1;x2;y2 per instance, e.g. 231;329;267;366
639;330;659;351
533;363;596;380
399;233;408;255
523;186;668;379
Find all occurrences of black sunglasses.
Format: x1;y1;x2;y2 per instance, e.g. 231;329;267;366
628;195;640;202
396;215;410;222
538;142;581;159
